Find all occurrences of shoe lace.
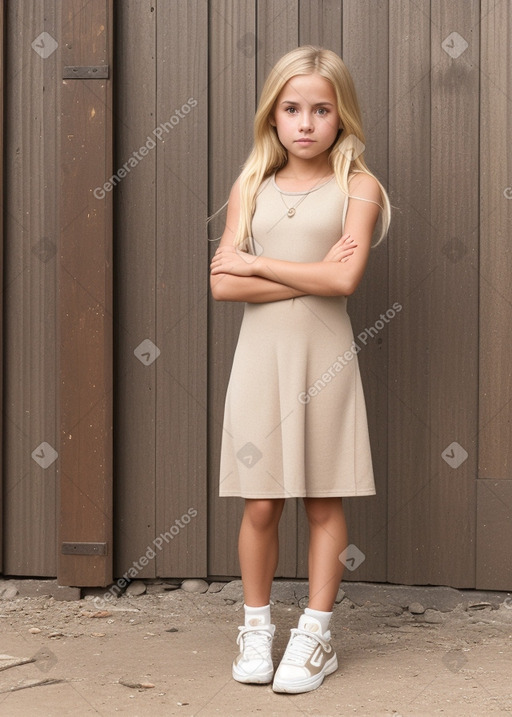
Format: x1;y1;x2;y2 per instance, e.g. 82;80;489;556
282;628;330;666
237;626;272;660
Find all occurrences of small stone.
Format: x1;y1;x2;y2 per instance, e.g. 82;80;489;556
409;602;425;615
468;602;492;611
298;596;309;609
370;606;403;618
0;584;19;600
80;610;112;618
218;580;244;603
180;579;208;594
163;583;180;591
119;678;155;689
335;587;346;604
385;618;402;628
208;582;227;593
125;581;147;597
424;609;443;624
28;627;41;634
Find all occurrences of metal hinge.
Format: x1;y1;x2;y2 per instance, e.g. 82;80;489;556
61;541;108;556
63;65;109;80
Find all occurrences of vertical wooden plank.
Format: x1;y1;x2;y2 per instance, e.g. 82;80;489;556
3;1;60;576
298;0;342;52
257;0;299;96
476;481;512;590
476;0;512;589
478;0;512;480
424;0;478;587
389;0;479;587
114;0;157;579
0;0;3;572
207;0;257;577
155;0;208;577
339;0;389;583
387;1;432;584
59;0;113;586
388;0;433;582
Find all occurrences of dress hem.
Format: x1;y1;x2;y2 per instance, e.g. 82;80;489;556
219;490;376;498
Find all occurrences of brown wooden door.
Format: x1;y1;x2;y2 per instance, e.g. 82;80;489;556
58;0;114;587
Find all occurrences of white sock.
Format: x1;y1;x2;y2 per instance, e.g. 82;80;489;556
244;603;271;627
304;607;332;635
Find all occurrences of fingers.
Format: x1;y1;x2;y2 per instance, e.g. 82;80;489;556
331;235;358;263
210;245;235;273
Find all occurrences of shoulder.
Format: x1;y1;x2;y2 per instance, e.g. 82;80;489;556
348;171;382;204
228;173;272;204
228;175;242;205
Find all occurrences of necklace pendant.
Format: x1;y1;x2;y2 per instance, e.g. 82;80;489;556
287;208;296;218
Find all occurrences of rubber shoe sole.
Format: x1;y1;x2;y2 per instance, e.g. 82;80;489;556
272;652;338;694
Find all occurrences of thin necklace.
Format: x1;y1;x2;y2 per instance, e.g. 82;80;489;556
275;172;333;218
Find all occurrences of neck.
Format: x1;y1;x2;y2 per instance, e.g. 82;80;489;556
281;154;332;181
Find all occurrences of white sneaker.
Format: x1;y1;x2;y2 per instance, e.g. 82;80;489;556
232;623;275;684
272;614;338;693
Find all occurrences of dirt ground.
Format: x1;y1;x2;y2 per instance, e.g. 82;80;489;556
1;579;512;716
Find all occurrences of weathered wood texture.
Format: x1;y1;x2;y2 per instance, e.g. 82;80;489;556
153;0;208;578
59;0;114;586
3;0;61;576
1;0;511;590
114;0;208;579
388;0;480;587
0;0;3;573
387;0;433;585
476;0;512;590
114;0;158;579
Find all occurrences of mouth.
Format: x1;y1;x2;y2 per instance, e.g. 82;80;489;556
295;139;315;144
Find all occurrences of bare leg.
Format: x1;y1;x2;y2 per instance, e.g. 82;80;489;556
238;498;285;606
303;497;348;612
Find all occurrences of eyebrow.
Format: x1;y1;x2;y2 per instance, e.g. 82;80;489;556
280;100;335;107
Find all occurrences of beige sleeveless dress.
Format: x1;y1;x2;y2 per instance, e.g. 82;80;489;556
218;172;375;498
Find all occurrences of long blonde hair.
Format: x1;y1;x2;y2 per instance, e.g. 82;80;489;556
233;45;390;249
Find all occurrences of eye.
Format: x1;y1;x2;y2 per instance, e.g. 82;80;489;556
316;108;329;116
285;106;298;114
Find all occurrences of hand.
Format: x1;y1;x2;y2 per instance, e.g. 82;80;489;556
323;233;358;263
210;245;258;277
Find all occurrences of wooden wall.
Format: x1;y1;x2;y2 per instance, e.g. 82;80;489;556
3;0;61;576
1;0;511;590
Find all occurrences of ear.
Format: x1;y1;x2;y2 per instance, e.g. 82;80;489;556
269;115;276;127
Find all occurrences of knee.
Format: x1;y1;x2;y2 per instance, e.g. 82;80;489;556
304;497;343;526
244;499;284;531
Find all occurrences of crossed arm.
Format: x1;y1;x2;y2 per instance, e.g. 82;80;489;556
210;173;381;303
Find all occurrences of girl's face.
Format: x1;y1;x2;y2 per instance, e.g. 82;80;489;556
270;73;341;164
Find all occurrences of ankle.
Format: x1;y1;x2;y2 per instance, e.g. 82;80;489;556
244;603;271;627
303;607;332;635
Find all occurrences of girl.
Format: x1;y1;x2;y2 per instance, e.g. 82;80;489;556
210;45;390;694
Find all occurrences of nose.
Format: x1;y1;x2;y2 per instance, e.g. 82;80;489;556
299;112;313;132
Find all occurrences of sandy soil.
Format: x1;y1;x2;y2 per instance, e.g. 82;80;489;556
1;581;512;716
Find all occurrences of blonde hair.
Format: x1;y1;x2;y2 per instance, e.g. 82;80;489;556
232;45;390;249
